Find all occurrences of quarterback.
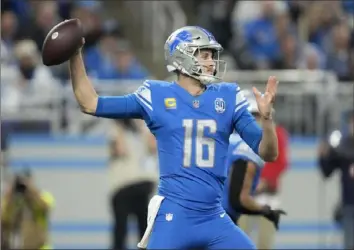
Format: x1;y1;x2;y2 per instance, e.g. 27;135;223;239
68;26;278;249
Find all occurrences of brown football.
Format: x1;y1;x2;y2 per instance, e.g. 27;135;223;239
42;19;83;66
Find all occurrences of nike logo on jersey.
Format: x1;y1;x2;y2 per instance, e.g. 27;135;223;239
220;212;226;218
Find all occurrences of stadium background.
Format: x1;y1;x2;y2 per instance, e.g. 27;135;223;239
1;0;353;249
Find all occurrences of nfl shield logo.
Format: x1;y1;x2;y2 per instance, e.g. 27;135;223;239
193;100;200;108
166;213;173;221
215;98;225;113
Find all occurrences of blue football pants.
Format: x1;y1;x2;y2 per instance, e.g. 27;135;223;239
147;198;256;249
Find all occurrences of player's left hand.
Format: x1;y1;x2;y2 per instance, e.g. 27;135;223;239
262;205;287;230
253;76;278;119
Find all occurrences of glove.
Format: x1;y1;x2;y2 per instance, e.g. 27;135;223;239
261;205;286;230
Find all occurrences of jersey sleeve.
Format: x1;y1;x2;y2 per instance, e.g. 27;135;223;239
132;81;154;126
94;81;154;125
232;85;263;154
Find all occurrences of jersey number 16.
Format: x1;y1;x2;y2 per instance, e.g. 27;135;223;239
182;119;216;168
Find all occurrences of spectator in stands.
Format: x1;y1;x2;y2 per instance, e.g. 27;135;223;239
271;6;305;70
2;2;70;81
238;119;289;250
110;40;149;80
2;39;58;112
275;31;326;72
2;39;59;143
13;39;56;91
232;0;288;29
285;0;308;25
241;1;288;69
226;1;259;70
108;119;157;250
306;1;342;52
86;35;149;80
318;110;354;250
1;11;19;64
1;168;55;250
196;0;236;51
232;0;261;28
84;28;121;79
325;21;353;81
274;33;300;70
70;1;103;49
1;26;20;113
298;43;326;70
342;0;354;17
23;1;60;52
1;0;32;24
1;46;21;112
25;1;69;81
273;8;296;40
57;0;75;20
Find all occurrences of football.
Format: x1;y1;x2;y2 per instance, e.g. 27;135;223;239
42;19;83;66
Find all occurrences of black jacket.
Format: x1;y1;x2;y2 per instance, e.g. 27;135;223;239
319;132;354;205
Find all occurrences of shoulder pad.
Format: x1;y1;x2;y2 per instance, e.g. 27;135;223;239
145;79;173;88
135;80;173;111
209;82;238;92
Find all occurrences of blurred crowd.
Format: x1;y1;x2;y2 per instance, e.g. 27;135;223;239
1;0;150;87
196;0;354;82
1;0;353;133
1;0;151;144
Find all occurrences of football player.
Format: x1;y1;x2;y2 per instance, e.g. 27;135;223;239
222;90;286;234
68;26;278;249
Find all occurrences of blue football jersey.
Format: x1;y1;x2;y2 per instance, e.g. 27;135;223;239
222;133;265;217
131;80;263;211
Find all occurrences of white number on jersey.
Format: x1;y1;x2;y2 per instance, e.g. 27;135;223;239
182;119;217;168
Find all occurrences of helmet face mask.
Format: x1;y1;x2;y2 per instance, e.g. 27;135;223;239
193;47;226;84
164;26;227;85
